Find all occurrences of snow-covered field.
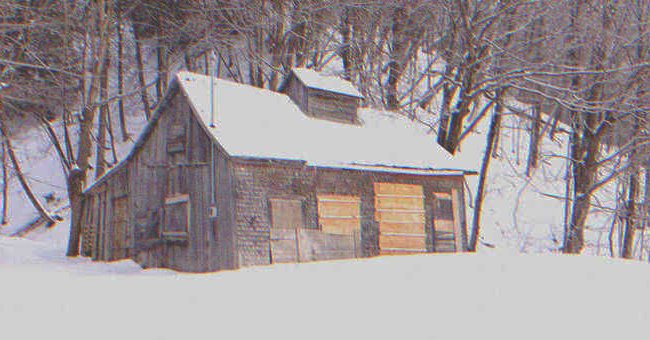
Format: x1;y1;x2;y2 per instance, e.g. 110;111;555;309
2;226;650;340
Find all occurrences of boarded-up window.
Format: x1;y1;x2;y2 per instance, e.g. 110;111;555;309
269;198;305;229
374;183;427;254
162;194;190;239
432;191;457;252
111;196;129;259
167;118;186;154
317;194;360;235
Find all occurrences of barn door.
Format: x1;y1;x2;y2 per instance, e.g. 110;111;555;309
269;198;305;263
432;191;458;252
111;196;129;260
374;183;427;255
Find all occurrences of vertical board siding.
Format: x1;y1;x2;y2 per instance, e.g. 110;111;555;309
81;87;236;272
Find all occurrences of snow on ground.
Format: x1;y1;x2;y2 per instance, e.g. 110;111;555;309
2;230;650;340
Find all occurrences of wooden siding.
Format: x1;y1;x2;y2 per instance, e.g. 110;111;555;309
81;86;238;272
80;79;468;273
374;183;427;255
270;198;305;229
284;75;308;114
317;194;361;235
110;196;129;259
283;73;359;124
232;160;468;267
432;191;456;252
306;88;359;124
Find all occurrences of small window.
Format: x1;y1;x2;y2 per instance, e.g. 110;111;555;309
269;198;305;229
162;194;190;240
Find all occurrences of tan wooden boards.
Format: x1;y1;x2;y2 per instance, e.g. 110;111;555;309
432;191;457;252
374;183;426;254
317;194;361;235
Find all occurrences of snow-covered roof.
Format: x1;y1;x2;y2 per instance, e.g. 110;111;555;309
177;72;472;174
289;68;363;98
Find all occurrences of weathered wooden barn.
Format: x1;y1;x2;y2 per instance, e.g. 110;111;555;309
79;68;475;272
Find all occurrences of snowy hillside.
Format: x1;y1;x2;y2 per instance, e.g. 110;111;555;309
0;114;147;237
2;229;650;340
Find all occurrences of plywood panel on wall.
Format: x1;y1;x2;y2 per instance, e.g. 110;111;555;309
317;194;361;235
270;198;305;229
374;183;427;254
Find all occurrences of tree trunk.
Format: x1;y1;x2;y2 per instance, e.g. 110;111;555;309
622;119;642;259
68;0;111;257
526;104;541;177
437;82;453;148
95;48;110;179
469;98;502;251
116;15;129;142
563;1;611;254
340;8;353;81
133;27;152;120
622;169;639;259
0;123;55;227
564;112;600;254
156;44;167;102
385;7;407;110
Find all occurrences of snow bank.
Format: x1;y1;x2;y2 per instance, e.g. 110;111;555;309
2;237;649;340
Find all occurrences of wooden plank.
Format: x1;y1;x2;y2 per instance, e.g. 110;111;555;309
432;190;458;253
111;196;128;257
318;201;360;217
434;220;455;232
271;239;298;263
374;183;428;254
320;218;359;235
451;188;463;251
432;192;452;200
297;229;357;261
270;198;305;229
317;195;360;203
375;196;424;210
380;249;428;255
379;234;426;250
317;194;361;236
376;211;425;223
379;222;425;234
374;183;423;196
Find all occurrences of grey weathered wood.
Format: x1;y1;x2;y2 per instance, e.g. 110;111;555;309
79;74;470;273
282;72;360;124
